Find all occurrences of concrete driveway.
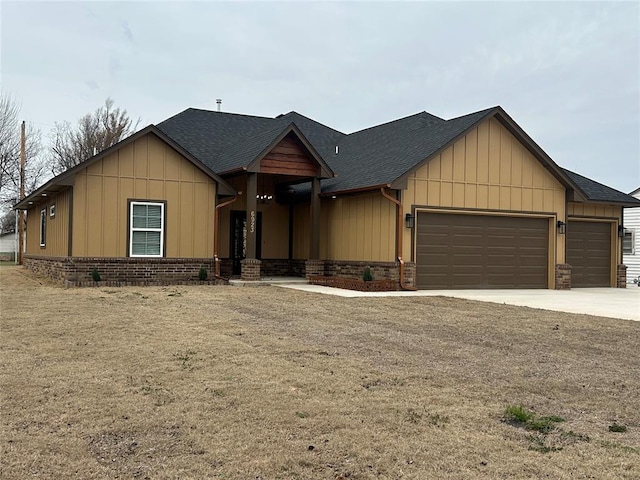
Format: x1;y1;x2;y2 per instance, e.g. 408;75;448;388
279;284;640;321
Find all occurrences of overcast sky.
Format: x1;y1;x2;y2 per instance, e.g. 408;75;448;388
1;1;638;193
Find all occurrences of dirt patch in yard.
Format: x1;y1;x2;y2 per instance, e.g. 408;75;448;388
1;265;639;479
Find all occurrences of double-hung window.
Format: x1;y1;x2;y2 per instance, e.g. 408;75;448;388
129;201;164;257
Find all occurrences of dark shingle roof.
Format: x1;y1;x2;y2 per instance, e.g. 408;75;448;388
156;106;637;206
563;169;640;206
158;108;345;174
320;107;495;192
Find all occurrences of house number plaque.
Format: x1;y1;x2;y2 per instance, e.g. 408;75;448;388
250;211;256;233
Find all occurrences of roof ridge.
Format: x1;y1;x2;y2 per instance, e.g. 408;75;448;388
279;111;346;135
347;112;428;136
446;106;498;122
185;107;276;120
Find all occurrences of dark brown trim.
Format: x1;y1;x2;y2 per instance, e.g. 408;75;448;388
245;173;258;259
567;215;619;221
39;207;47;248
219;167;248;177
67;188;73;257
319;183;391;198
411;204;557;217
570;198;640;207
310;178;321;259
410;204;416;263
288;204;294;261
126;199;168;258
492;110;583;197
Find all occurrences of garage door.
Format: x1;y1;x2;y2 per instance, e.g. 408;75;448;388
416;212;549;289
567;221;611;287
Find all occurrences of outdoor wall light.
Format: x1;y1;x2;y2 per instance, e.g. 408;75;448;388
405;213;415;229
557;221;566;235
618;225;627;238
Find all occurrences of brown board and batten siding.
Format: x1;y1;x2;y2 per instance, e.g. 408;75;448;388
321;192;396;262
260;134;319;177
402;117;566;288
71;133;217;258
25;188;71;256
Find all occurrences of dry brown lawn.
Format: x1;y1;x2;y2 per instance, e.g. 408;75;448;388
1;265;639;479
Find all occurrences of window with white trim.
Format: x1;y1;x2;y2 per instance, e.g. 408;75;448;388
623;229;635;255
40;208;46;247
49;204;56;218
129;201;164;257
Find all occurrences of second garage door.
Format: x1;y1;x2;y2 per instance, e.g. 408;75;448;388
416;212;549;289
567;221;612;287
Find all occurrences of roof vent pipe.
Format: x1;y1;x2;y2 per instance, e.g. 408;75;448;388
335;145;339;155
216;99;222;112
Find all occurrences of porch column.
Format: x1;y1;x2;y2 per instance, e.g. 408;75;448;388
246;173;258;259
305;177;324;279
242;173;261;281
310;177;321;259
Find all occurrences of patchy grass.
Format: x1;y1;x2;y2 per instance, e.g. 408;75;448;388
1;265;639;479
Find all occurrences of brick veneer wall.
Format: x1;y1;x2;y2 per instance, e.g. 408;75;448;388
24;255;226;287
554;263;571;290
240;258;261;281
261;259;307;277
321;260;417;289
617;264;627;288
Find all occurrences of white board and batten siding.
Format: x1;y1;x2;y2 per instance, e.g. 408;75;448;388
624;188;640;285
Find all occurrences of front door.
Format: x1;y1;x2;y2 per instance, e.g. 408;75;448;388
230;210;262;275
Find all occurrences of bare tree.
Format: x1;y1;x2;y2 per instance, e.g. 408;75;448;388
0;209;16;233
50;98;139;175
0;92;46;210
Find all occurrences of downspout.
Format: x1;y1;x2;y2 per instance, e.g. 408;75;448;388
214;193;241;279
380;187;417;291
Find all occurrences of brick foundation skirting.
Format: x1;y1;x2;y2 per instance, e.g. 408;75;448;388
554;263;571;290
321;260;416;289
310;276;397;291
24;255;227;287
617;264;627;289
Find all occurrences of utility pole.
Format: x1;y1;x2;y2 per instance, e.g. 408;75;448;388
18;120;25;265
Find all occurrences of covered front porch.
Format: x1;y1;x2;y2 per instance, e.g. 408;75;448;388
213;127;331;281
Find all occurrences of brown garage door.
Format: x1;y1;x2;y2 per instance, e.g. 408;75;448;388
416;212;549;289
567;221;611;287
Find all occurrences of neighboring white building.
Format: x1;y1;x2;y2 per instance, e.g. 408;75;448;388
624;187;640;285
0;231;17;260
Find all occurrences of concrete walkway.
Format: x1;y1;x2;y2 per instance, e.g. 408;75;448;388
277;284;640;321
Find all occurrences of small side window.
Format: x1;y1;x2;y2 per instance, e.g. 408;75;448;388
50;204;56;218
40;209;47;247
623;229;634;255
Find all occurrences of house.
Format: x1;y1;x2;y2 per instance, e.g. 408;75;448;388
0;230;17;261
623;187;640;285
15;106;640;288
